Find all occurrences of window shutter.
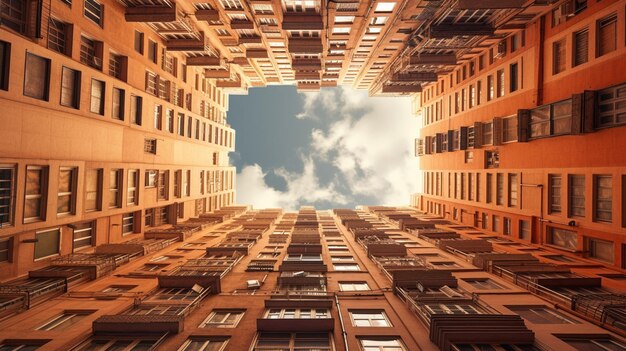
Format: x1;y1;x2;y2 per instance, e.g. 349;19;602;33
459;127;468;150
424;136;432;154
473;122;483;148
517;109;530;142
571;93;584;134
492;117;503;146
573;29;588;66
581;90;596;132
435;133;443;153
26;0;43;38
415;138;424;156
447;130;454;152
598;16;617;56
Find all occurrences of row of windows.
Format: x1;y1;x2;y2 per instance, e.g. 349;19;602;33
548;173;618;224
421;30;526;116
0;165;234;227
418;80;626;158
547;227;619;264
423;172;519;209
552;11;618;76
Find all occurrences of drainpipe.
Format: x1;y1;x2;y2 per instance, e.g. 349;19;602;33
334;295;350;351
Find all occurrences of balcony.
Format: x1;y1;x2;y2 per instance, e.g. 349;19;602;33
206;242;254;256
144;226;197;241
278;272;326;286
0;278;67;310
358;236;406;257
158;267;223;292
287;243;322;254
288;38;323;54
257;300;334;332
50;253;128;279
246;48;269;59
282;13;323;30
415;229;461;244
28;266;90;288
292;58;321;70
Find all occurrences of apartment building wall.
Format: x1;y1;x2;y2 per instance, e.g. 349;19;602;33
0;0;236;282
414;0;626;270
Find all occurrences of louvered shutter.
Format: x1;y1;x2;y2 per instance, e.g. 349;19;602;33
459;127;468;150
473;122;483;148
493;117;503;146
517;109;530;142
447;130;454;152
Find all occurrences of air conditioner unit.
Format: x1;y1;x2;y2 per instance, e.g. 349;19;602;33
191;284;205;294
247;280;261;289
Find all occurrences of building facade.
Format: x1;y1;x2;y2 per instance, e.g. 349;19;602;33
413;0;626;271
0;205;623;351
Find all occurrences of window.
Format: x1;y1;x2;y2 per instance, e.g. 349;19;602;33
112;87;124;120
350;310;391;327
73;337;160;351
359;338;406;351
24;53;50;101
145;170;157;188
187;116;192;137
593;175;612;222
166;109;174;133
80;36;102;70
57;167;76;216
425;303;482;315
265;308;330;319
502;116;517;142
549;174;562;213
486;173;493;204
334;263;360;271
178;113;185;136
84;0;103;26
508;173;518;207
48;19;70;56
507;305;576;324
130;95;142;125
183;170;190;197
504;217;512;235
573;29;588;66
519;220;531;240
0;41;10;91
134;31;144;54
144;139;157;154
597;83;626;128
108;169;122;208
24;166;47;222
496;173;504;206
122;212;135;234
109;52;125;80
200;310;244;328
559;336;626;351
34;228;60;259
72;221;94;250
254;333;331;351
127;169;138;205
586;237;613;263
493;215;500;232
0;238;12;262
84;169;101;212
510;63;518;92
339;281;370;291
496;70;504;97
547;227;577;251
0;166;16;227
462;278;504;290
597;15;617;57
148;40;157;63
487;75;495;101
90;79;105;115
158;170;169;200
178;337;229;351
482;122;493;145
529;100;572;138
553;39;566;75
569;175;585;217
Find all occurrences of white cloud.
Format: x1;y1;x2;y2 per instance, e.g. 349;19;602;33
236;158;348;211
236;87;421;209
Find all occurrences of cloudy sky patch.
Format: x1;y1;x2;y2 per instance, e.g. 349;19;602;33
228;86;420;210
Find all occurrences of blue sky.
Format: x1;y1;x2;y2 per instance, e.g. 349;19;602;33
228;86;421;211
